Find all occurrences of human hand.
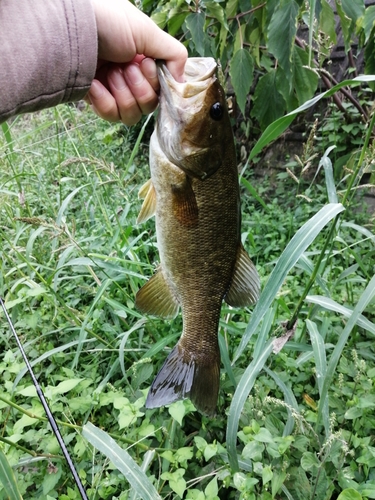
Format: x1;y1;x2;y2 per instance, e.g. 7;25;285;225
87;0;187;125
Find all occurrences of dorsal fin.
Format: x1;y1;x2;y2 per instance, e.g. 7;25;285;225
135;269;179;319
225;245;260;307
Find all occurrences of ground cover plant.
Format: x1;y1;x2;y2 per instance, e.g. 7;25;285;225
1;1;375;496
0;72;375;500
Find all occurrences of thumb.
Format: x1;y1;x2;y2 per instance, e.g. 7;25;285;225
93;0;187;82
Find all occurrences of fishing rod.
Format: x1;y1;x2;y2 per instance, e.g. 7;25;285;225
0;297;89;500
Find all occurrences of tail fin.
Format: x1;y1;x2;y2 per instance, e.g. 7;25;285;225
145;344;220;416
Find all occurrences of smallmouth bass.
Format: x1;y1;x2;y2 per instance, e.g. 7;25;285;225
136;57;260;416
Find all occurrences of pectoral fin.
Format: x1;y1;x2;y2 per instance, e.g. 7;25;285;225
225;245;260;307
171;177;198;227
137;179;156;224
135;269;179;319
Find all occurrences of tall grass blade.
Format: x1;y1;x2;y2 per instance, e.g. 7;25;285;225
129;450;156;500
306;295;375;336
227;339;274;471
253;305;276;361
319;146;338;204
306;319;329;437
240;177;268;211
0;450;23;500
233;203;345;363
1;122;14;154
264;367;299;436
219;332;237;389
72;279;112;368
13;337;94;388
122;114;153;182
118;319;147;379
342;221;375;242
249;75;375;161
297;255;329;295
317;274;375;428
56;184;89;226
82;422;161;500
307;0;316;67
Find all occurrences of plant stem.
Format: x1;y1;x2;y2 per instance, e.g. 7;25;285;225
0;435;63;459
0;394;171;453
287;215;339;329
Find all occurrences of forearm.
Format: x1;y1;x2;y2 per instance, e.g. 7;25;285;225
0;0;97;123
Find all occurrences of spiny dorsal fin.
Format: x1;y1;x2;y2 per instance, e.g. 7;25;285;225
137;179;156;224
135;269;179;319
171;177;198;228
225;245;260;307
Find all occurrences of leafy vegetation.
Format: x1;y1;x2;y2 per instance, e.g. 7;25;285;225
1;78;374;498
1;0;375;498
145;0;375;130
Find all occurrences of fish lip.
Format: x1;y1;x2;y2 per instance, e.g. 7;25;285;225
157;57;217;92
156;57;217;110
156;58;220;180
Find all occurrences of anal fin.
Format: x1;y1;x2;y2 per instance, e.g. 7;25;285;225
137;179;156;224
135;269;179;319
225;245;260;307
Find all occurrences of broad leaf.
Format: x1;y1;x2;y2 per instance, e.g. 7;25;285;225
168;11;189;37
335;0;352;51
206;2;228;29
292;47;319;105
337;488;363;500
251;69;285;129
268;0;299;79
363;5;375;43
319;0;337;43
185;12;206;56
341;0;365;23
229;48;254;115
365;34;375;79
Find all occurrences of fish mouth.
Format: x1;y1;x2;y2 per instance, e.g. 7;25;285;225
158;58;217;95
156;58;219;179
157;57;217;125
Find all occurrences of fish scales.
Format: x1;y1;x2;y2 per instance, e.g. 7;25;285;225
136;57;260;415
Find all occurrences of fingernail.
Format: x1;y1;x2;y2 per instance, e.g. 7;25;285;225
110;69;127;90
141;58;158;80
125;64;144;86
89;80;103;99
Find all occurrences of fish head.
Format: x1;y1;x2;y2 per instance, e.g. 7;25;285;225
156;57;232;180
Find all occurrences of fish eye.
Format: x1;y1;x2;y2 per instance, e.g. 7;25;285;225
210;102;223;121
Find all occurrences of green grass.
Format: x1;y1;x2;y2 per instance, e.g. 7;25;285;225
0;99;375;500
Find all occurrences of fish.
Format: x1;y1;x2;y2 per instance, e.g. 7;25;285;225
136;57;260;416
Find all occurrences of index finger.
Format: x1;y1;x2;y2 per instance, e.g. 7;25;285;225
130;12;187;82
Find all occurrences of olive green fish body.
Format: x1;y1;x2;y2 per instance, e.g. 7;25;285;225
136;58;260;415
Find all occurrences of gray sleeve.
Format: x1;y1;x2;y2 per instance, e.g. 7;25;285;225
0;0;98;123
